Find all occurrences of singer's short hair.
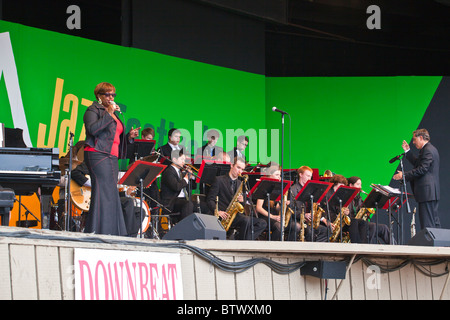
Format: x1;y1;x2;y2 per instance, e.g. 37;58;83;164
413;128;430;141
94;82;115;99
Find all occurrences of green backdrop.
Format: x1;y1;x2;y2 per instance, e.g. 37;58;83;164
0;20;442;192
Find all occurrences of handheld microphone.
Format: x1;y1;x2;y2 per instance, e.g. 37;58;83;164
109;101;122;114
389;152;405;164
272;106;289;115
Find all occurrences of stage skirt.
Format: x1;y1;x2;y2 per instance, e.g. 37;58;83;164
83;150;127;236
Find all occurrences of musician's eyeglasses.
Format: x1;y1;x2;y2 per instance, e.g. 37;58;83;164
102;93;117;98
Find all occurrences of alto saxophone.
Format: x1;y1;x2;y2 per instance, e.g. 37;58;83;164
282;192;294;228
312;203;324;229
355;207;375;220
329;207;351;242
220;175;247;231
411;207;416;238
299;205;306;242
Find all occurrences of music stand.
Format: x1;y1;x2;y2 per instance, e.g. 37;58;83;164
196;160;231;185
119;160;166;238
328;186;360;243
365;186;402;245
294;181;332;242
127;139;156;162
249;177;293;241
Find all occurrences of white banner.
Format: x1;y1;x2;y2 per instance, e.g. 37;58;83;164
74;248;183;300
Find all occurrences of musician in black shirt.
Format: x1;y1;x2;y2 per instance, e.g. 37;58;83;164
206;157;266;240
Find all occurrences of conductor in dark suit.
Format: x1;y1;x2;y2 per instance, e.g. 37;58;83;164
160;150;194;223
393;129;440;229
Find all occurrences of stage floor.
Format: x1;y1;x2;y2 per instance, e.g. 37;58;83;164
1;226;450;300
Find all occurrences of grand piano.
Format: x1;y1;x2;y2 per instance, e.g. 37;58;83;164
0;145;60;228
0;147;61;196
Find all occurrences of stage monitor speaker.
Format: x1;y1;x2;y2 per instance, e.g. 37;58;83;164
408;228;450;247
300;260;347;279
0;188;15;226
163;213;226;240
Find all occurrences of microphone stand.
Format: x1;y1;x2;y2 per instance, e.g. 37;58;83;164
398;154;411;245
65;132;74;231
279;113;286;241
244;178;255;240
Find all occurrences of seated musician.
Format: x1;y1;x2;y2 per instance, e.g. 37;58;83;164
135;126;161;215
348;176;393;244
197;129;223;161
160;150;194;224
71;161;140;236
323;174;369;243
290;166;330;242
227;135;248;163
206;157;266;240
141;127;155;141
157;128;186;165
255;164;302;241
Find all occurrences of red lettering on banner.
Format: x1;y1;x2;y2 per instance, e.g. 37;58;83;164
76;251;182;300
138;263;150;300
95;260;108;300
78;260;93;300
168;264;178;300
124;260;138;300
149;263;158;300
161;264;169;300
107;262;124;300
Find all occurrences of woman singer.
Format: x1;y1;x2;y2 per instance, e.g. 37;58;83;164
83;82;139;235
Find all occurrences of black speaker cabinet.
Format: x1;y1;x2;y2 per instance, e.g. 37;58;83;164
0;188;15;226
163;213;226;240
408;228;450;247
300;260;347;279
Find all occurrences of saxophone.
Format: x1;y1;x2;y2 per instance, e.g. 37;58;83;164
312;203;324;229
329;208;351;242
411;207;416;238
355;207;375;220
282;192;295;228
299;205;306;242
220;175;247;231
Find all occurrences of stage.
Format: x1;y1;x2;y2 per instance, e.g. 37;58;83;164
1;226;450;300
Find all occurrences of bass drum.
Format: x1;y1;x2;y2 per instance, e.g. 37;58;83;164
134;197;150;237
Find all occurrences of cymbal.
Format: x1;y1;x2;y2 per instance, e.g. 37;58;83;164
141;154;159;163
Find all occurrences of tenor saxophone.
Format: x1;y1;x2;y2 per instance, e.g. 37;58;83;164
299;205;306;242
329;208;351;242
282;192;294;228
355;207;375;220
220;175;247;231
411;207;416;238
312;203;324;229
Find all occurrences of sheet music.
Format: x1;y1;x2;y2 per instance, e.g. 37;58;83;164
371;184;401;195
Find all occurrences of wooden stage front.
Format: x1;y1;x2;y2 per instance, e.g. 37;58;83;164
0;226;450;300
